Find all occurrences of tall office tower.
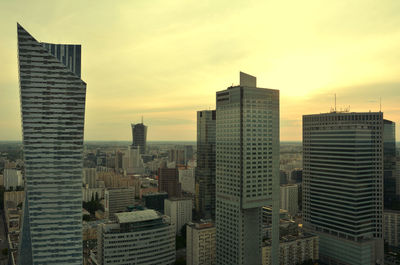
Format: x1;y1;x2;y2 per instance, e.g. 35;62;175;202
195;110;216;219
158;167;182;198
303;112;384;265
215;72;280;265
383;120;397;206
97;210;175;265
131;122;147;154
17;24;86;264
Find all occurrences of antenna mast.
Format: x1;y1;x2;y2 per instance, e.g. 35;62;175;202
379;97;381;112
335;94;337;112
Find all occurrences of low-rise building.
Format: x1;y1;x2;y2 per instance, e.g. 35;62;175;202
262;233;319;265
97;210;175;265
187;221;216;265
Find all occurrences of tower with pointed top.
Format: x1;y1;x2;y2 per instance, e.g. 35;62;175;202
131;122;147;154
17;24;86;264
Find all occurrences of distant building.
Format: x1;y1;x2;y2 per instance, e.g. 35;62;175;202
114;150;124;171
195;110;216;220
97;210;175;265
126;145;144;174
104;188;135;220
164;197;192;234
169;149;186;165
384;210;400;247
131;122;147;155
187;221;216;265
262;233;319;265
303;112;384;265
290;169;302;183
82;187;104;202
179;167;195;194
280;184;298;217
3;169;23;190
279;170;288;185
383;120;397;206
142;192;168;213
83;168;97;188
158;167;182;198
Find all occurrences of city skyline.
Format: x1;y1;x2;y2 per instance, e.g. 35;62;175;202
1;1;400;141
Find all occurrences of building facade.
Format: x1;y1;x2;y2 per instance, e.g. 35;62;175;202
280;184;298;217
383;120;397;206
158;167;182;198
262;233;319;265
164;197;193;234
17;24;86;264
104;188;135;220
131;123;147;155
142;192;168;213
3;169;23;190
215;72;280;265
187;221;216;265
384;210;400;247
195;110;216;220
303;112;384;265
97;210;175;265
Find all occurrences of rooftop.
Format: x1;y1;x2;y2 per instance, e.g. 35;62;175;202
115;209;160;224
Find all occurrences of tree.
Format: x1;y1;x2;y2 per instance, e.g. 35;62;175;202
95;192;99;201
174;257;186;265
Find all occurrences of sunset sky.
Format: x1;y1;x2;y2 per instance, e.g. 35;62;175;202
1;0;400;141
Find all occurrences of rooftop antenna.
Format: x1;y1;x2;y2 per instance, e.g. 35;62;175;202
141;116;143;124
335;93;337;112
379;97;381;112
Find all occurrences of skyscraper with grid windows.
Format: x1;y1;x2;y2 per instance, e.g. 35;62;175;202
17;24;86;264
215;72;280;265
303;111;384;265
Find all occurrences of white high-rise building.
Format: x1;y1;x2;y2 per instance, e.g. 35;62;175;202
179;167;195;194
215;72;280;265
83;168;97;188
164;197;192;234
280;184;298;217
17;24;86;264
384;210;400;247
303;112;384;265
3;169;23;190
187;221;216;265
97;210;175;265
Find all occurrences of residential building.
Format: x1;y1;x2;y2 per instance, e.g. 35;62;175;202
142;192;168;213
280;184;298;217
158;167;182;198
303;112;384;265
215;72;280;265
17;24;86;264
131;122;147;155
384;210;400;247
97;210;175;265
3;169;23;190
195;110;216;220
104;188;135;220
83;168;97;188
187;221;216;265
262;233;319;265
164;197;192;234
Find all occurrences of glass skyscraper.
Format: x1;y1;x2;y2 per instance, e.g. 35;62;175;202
17;24;86;264
195;110;216;220
131;122;147;154
303;112;384;265
383;119;397;207
215;72;280;265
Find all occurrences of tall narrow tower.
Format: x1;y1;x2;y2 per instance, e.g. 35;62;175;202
17;24;86;264
215;72;280;265
195;110;216;219
131;122;147;154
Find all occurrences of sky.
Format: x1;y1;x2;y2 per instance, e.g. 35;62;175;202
1;0;400;141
